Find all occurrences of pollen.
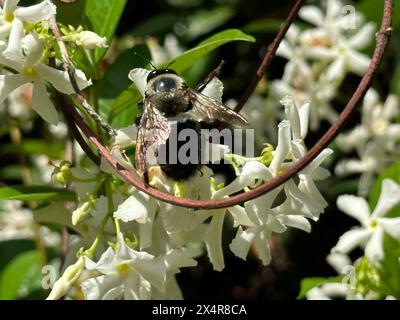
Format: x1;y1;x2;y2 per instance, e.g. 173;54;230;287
4;11;14;23
116;262;131;275
370;219;378;229
24;67;37;78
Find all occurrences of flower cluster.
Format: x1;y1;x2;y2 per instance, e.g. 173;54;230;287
45;62;333;299
0;0;106;126
305;179;400;300
335;89;400;196
271;0;375;131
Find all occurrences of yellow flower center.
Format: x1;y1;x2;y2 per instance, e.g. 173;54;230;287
277;168;286;176
116;262;131;276
370;219;378;229
372;120;388;136
24;67;37;78
4;11;14;23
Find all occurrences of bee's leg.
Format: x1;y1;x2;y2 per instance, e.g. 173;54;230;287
144;170;150;185
195;60;226;92
135;101;144;126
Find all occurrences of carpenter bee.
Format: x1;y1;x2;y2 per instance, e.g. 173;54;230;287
135;63;249;181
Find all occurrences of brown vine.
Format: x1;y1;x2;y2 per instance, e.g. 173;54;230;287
53;0;394;210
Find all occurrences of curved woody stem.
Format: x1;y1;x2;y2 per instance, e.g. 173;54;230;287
53;0;394;210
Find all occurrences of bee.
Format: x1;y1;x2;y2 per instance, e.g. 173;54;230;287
135;64;249;181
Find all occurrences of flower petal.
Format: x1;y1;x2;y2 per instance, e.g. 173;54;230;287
164;248;198;272
299;6;324;26
379;217;400;239
365;227;384;264
347;50;370;76
254;229;272;266
81;274;123;300
204;210;226;271
0;73;27;103
201;77;223;102
32;79;59;125
3;18;24;65
278;214;312;233
332;228;371;254
227;205;254;227
270;120;291;175
114;192;156;223
14;0;56;23
337;195;370;225
214;161;272;198
372;179;400;218
229;226;257;261
347;22;375;50
36;64;92;94
128;68;150;96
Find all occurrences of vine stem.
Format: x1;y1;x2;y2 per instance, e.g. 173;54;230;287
235;0;305;113
49;16;116;137
53;0;393;209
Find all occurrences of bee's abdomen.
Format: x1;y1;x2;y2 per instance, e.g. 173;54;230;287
158;119;202;181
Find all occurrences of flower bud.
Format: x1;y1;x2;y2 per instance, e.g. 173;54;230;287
46;257;85;300
74;31;108;49
72;197;96;226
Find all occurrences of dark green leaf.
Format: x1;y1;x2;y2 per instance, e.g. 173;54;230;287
357;0;400;30
243;19;283;34
0;186;77;202
53;0;86;27
185;6;235;40
21;139;65;159
0;251;41;300
298;276;343;299
128;12;179;37
85;0;127;62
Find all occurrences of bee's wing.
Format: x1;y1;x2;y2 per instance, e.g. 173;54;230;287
187;89;249;127
135;100;170;177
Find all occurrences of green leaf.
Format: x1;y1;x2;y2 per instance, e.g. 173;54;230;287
168;29;255;74
34;202;83;234
109;29;255;127
21;139;65;159
243;18;283;34
128;12;179;37
0;251;41;300
0;186;77;202
357;0;400;30
390;63;400;98
298;276;343;299
85;0;127;62
369;163;400;217
185;6;236;40
53;0;86;27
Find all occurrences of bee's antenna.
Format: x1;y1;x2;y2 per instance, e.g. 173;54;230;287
166;60;176;69
133;51;157;70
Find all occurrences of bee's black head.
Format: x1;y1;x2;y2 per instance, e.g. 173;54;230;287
147;68;177;82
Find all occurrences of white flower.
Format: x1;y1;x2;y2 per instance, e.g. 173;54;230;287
47;257;85;300
146;34;183;66
298;0;374;81
332;179;400;264
82;233;166;300
73;30;107;49
0;33;92;124
0;0;56;55
306;282;349;300
335;89;399;196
